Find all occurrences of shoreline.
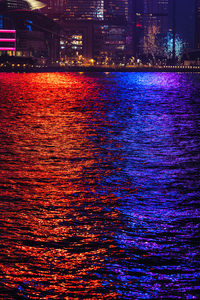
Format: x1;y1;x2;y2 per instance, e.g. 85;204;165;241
1;65;200;73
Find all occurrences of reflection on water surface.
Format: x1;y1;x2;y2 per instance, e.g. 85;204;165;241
0;72;200;299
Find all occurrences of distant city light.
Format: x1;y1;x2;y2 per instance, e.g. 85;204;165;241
96;0;104;19
165;32;186;57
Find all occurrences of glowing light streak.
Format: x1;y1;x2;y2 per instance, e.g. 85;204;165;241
0;29;16;55
0;29;16;33
25;0;46;10
0;39;16;42
0;47;16;50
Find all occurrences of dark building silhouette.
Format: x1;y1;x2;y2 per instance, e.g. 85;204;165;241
195;0;200;48
141;0;168;58
41;0;129;22
41;0;134;62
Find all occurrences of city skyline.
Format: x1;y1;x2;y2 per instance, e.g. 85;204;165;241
0;0;199;66
0;5;200;299
40;0;196;47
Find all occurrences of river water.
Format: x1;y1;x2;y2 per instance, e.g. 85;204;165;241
0;72;200;299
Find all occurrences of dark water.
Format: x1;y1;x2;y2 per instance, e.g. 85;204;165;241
0;72;200;299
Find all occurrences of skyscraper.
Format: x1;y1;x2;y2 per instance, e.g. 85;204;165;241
65;0;104;20
41;0;129;22
41;0;104;20
40;0;133;60
142;0;168;58
195;0;200;48
93;0;132;60
104;0;128;22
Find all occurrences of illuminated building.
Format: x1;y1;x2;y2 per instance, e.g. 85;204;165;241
64;0;104;21
41;0;134;61
41;0;128;22
41;0;104;20
104;0;128;22
142;0;168;58
0;29;16;55
41;0;66;16
195;0;200;48
132;0;144;57
0;0;60;62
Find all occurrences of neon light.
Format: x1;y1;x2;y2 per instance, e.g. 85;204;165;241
0;30;16;33
0;39;16;42
26;20;32;31
0;16;3;29
0;30;16;55
0;47;16;51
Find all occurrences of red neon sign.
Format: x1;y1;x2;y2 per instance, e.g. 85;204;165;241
0;30;16;55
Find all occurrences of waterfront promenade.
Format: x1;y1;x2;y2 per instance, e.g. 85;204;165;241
1;63;200;73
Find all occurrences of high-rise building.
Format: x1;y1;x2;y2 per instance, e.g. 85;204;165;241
131;0;144;57
104;0;128;22
141;0;168;58
65;0;104;21
146;0;168;30
41;0;128;22
41;0;103;20
41;0;133;61
195;0;200;48
93;0;132;60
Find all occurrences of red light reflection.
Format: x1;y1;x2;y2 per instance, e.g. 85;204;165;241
0;73;122;299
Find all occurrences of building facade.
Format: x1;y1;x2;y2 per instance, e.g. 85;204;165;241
64;0;104;21
141;0;168;59
104;0;129;22
41;0;129;22
41;0;134;62
195;0;200;49
0;1;60;62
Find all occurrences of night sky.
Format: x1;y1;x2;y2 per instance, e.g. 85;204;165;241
169;0;195;47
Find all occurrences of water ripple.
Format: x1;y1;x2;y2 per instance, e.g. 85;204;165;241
0;72;200;299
